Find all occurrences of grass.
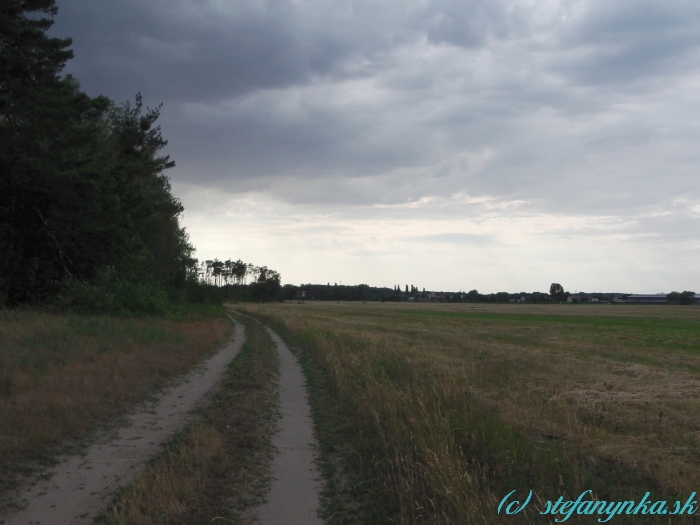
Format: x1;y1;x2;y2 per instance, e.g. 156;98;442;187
240;302;700;524
0;306;232;510
99;308;279;525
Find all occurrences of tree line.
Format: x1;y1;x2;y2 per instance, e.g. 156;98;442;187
195;259;282;303
197;259;280;288
0;1;202;312
278;284;555;303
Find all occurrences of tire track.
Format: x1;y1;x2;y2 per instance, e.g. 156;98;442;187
255;324;322;525
3;319;245;525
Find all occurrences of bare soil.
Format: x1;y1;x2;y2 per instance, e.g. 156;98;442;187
254;326;322;525
2;320;245;525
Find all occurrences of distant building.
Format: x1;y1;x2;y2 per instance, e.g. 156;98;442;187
626;294;668;304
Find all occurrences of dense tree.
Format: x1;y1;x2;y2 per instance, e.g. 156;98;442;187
680;291;696;305
0;0;194;305
1;0;104;302
549;283;568;303
669;291;697;305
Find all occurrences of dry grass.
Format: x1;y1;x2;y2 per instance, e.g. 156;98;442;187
0;308;231;503
100;309;279;525
242;302;700;524
101;424;225;524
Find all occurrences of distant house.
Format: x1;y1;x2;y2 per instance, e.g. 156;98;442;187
626;294;668;304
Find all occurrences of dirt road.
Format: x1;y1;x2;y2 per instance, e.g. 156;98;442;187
2;319;246;525
255;326;323;525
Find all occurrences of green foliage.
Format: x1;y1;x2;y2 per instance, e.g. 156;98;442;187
55;267;169;315
549;282;568;302
196;258;283;302
668;291;697;305
50;270;230;316
680;291;696;305
181;278;223;305
0;1;195;308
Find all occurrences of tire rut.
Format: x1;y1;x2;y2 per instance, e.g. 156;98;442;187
2;319;246;525
255;325;322;525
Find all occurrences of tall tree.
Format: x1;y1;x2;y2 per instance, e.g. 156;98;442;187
1;0;110;302
0;1;195;304
549;283;567;302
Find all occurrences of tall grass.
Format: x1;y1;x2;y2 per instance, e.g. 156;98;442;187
0;308;231;507
243;302;700;524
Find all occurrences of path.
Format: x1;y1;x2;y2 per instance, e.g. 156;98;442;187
255;326;323;525
3;319;246;525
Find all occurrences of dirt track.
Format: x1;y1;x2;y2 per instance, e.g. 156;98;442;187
255;326;322;525
2;319;245;525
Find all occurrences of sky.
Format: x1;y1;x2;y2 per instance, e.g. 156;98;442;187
50;0;700;293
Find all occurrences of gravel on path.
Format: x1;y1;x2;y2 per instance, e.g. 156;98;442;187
255;326;323;525
2;319;245;525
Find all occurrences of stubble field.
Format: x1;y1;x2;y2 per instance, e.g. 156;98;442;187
241;301;700;524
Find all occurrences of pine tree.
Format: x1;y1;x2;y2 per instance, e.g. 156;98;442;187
0;0;108;302
0;1;194;305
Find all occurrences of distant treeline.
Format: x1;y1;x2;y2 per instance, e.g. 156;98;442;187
279;284;557;303
667;291;697;305
196;259;282;303
277;286;698;304
0;2;210;314
280;285;628;303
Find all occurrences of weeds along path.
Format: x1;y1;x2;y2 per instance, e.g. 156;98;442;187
3;318;245;525
255;323;322;525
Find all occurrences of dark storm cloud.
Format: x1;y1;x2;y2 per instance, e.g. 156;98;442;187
552;0;700;85
52;0;364;102
51;0;700;220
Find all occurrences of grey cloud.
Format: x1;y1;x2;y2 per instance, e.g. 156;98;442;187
52;0;521;103
551;0;700;85
53;0;352;103
51;0;700;218
422;0;510;47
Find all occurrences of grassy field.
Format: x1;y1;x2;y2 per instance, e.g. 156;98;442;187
0;306;231;509
241;302;700;524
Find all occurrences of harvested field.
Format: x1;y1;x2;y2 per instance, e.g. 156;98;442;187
242;302;700;524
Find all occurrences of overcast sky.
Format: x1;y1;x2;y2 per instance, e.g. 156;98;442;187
51;0;700;293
